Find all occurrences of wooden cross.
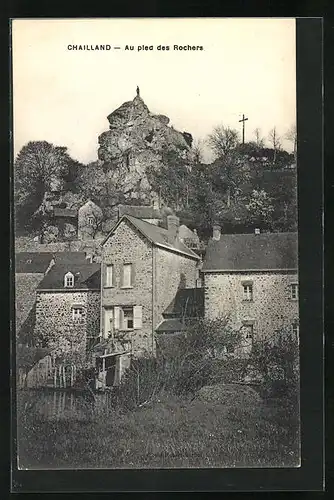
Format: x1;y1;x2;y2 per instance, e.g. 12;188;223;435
239;114;248;144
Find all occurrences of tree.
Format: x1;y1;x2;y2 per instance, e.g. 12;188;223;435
14;141;81;231
245;189;274;228
254;128;265;148
268;127;281;165
285;124;297;162
207;125;240;158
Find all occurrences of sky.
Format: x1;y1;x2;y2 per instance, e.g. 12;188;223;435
12;18;296;164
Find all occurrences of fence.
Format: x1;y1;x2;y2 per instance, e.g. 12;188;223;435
17;355;80;389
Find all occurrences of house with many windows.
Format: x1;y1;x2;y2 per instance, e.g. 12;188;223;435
99;213;201;358
202;225;299;356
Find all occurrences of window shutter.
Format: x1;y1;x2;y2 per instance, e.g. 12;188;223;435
133;306;142;329
114;306;121;330
112;264;116;287
120;264;124;287
131;263;136;286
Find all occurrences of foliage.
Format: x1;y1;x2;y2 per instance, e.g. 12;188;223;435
245;189;275;227
250;330;299;398
207;125;240;157
14;141;83;231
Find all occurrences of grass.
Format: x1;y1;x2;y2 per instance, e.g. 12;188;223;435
17;391;300;469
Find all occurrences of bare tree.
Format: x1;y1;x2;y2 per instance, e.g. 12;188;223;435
207;125;240;158
285;124;297;161
191;139;204;164
268;127;281;165
254;128;265;148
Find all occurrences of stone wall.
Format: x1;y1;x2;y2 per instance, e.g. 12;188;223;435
204;271;299;342
154;247;199;325
34;290;100;358
102;219;154;355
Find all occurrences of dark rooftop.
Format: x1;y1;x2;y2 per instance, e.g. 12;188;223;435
15;252;53;273
118;204;162;220
53;208;78;218
15;252;88;273
37;263;100;290
156;318;187;333
202;232;298;272
163;288;205;319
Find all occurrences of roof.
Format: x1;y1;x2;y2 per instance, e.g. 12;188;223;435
103;215;200;260
117;205;162;220
53;208;78;218
156;318;187;333
52;252;87;265
163;288;204;319
15;252;54;273
37;263;101;290
202;232;298;272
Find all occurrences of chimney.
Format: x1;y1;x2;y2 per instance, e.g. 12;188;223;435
212;225;221;241
167;215;179;243
254;228;261;235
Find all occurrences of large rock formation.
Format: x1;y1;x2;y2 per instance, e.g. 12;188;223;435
97;89;193;204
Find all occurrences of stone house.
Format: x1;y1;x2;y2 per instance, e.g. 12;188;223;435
100;213;201;357
78;200;104;241
202;226;299;356
33;259;101;358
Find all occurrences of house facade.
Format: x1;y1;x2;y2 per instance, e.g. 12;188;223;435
34;260;101;357
100;213;201;357
202;226;299;355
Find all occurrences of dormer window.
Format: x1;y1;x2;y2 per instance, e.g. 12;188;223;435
64;271;74;288
87;215;95;226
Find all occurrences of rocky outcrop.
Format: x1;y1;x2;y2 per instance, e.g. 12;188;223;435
97;90;193;204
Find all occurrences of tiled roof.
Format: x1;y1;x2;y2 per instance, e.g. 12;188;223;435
37;263;100;290
53;208;78;218
15;252;54;273
155;318;187;333
118;205;162;220
103;215;200;260
163;288;204;319
52;252;87;265
15;251;88;273
202;232;298;272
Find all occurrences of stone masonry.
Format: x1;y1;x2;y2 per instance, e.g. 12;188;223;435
101;218;198;356
34;290;100;358
204;271;299;341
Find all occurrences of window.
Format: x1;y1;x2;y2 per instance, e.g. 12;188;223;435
122;307;134;330
242;283;253;301
292;322;299;338
72;306;84;322
290;283;298;300
243;324;254;339
87;215;95;226
113;305;142;331
122;263;133;288
64;271;74;288
105;264;114;287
